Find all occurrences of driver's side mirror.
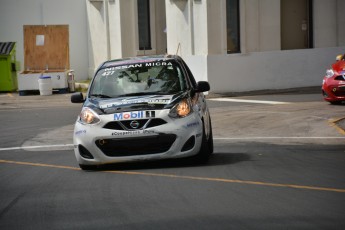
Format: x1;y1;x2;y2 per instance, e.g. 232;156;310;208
71;92;85;103
196;81;210;92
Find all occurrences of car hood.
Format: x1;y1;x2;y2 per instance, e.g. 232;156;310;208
332;60;345;74
84;92;188;114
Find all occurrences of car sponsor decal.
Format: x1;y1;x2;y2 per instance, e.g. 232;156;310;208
103;61;173;71
114;111;155;120
75;130;86;135
184;121;200;128
99;95;173;109
112;130;155;136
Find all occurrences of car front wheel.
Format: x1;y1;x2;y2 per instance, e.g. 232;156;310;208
193;118;213;163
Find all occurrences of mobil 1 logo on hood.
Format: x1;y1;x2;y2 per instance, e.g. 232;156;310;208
114;111;156;121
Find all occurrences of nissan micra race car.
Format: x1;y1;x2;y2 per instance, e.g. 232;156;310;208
71;55;213;170
322;53;345;104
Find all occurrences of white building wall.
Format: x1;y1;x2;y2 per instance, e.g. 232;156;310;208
206;0;227;54
154;0;167;54
166;0;193;56
241;0;260;52
241;0;280;53
179;0;344;93
192;1;209;55
117;1;137;58
88;0;166;76
108;1;122;59
0;0;88;81
206;47;345;93
2;0;342;90
337;0;345;46
258;0;280;51
313;0;337;48
86;1;108;77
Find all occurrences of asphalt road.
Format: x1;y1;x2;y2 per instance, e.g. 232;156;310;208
0;92;344;230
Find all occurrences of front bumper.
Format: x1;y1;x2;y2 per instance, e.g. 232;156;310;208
322;83;345;102
73;109;203;165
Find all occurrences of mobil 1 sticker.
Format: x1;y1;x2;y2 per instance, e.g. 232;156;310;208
114;111;155;121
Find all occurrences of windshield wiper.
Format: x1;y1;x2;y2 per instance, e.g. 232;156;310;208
90;94;112;98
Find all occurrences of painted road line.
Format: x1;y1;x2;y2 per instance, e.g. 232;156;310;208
329;117;345;135
209;98;291;105
0;159;79;171
213;137;345;140
0;144;74;151
0;159;344;193
1;136;344;152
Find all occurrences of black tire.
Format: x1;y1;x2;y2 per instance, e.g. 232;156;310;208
79;164;97;171
194;119;214;163
330;101;343;105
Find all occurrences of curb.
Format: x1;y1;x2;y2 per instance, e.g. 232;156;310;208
206;86;321;98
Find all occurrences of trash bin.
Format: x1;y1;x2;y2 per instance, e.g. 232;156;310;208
38;75;52;95
0;42;18;92
68;70;75;92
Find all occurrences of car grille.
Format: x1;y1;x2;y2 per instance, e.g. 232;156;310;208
95;134;177;157
103;118;167;130
333;87;345;96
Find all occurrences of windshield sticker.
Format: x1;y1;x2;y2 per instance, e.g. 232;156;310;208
99;96;173;109
102;62;173;73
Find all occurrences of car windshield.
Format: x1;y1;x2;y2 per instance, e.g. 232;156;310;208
89;60;187;98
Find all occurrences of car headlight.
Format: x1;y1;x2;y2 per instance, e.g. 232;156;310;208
169;98;192;118
79;107;101;125
325;69;334;78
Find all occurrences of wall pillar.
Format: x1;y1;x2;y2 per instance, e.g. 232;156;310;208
87;0;137;76
313;0;340;48
166;0;226;57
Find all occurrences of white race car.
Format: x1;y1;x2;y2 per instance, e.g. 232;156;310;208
71;55;213;170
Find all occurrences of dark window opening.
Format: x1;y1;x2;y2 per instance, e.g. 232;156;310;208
137;0;151;50
226;0;240;53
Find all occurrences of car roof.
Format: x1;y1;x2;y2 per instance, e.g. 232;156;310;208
101;54;182;69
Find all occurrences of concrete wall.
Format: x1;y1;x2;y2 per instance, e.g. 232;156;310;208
86;0;108;78
166;0;227;55
184;47;345;93
0;0;88;81
314;0;345;47
87;0;167;77
239;0;281;53
1;0;343;91
175;0;344;94
166;0;193;56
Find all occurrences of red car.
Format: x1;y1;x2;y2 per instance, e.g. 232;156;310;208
322;54;345;104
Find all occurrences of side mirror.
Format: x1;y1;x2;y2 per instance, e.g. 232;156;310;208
71;92;85;103
336;54;343;61
196;81;210;92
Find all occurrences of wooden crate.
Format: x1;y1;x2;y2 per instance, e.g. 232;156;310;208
18;25;70;94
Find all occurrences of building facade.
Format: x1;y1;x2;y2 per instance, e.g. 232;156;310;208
1;0;344;93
